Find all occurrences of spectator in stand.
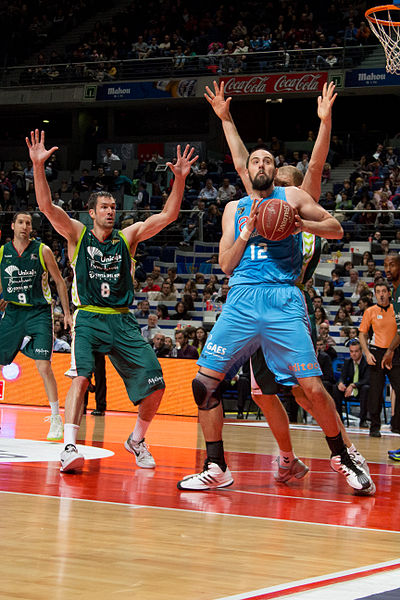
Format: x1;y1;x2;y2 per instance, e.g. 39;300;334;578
355;294;374;316
334;306;354;326
366;259;377;279
329;288;345;306
330;268;344;287
296;153;309;175
167;266;184;285
151;333;170;358
351;280;370;303
135;299;151;319
390;231;400;247
103;147;120;169
192;326;208;356
180;220;197;247
141;275;161;293
322;280;334;299
174;330;199;359
153;281;177;302
312;296;323;311
314;306;329;327
318;322;337;360
141;313;162;341
362;251;374;265
375;197;395;231
170;301;192;321
343;269;359;293
344;327;360;346
356;21;372;45
150;265;164;287
217;177;236;206
156;304;170;320
315;337;336;396
198;178;218;204
215;283;230;304
194;272;205;286
204;204;222;241
333;339;370;426
163;336;174;357
137;181;150;207
321;162;331;184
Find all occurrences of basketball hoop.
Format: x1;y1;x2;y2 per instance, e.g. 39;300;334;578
365;4;400;74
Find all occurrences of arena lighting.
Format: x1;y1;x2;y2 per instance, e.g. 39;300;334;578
2;363;21;381
265;98;283;103
42;119;50;123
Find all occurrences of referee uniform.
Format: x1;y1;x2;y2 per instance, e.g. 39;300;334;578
359;302;400;436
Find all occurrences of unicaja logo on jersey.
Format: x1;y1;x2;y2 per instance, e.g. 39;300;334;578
87;247;103;260
5;266;19;276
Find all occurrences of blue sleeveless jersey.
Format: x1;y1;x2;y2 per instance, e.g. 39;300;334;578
229;187;303;287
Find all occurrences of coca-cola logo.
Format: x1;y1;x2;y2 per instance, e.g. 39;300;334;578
221;73;326;95
273;74;322;92
223;76;270;95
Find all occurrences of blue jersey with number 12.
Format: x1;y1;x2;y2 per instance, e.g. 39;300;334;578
229;186;303;287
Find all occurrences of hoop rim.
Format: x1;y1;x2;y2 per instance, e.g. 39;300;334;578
365;4;400;26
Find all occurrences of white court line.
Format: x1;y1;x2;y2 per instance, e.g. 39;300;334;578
230;469;400;476
227;488;351;504
226;421;400;436
213;560;400;600
1;490;399;534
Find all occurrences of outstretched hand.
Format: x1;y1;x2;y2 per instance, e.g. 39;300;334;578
167;144;198;178
317;82;337;122
25;129;59;165
204;80;232;120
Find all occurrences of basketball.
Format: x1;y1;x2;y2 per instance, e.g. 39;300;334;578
255;198;296;241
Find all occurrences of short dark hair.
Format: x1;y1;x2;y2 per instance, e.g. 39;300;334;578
88;191;114;211
348;339;361;349
374;281;390;292
12;211;31;223
246;144;274;168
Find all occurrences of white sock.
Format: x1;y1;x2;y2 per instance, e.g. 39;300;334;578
130;416;151;443
64;424;79;447
49;401;60;416
280;450;296;466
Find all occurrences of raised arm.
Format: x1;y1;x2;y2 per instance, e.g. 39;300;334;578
302;82;337;202
205;81;252;195
218;198;258;275
286;186;343;239
26;130;83;246
122;145;198;250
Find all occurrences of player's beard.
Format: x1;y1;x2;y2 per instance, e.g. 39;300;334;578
249;171;274;191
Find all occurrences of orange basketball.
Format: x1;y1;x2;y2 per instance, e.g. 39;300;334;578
256;198;296;241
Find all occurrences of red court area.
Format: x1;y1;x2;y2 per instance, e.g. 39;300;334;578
0;404;399;533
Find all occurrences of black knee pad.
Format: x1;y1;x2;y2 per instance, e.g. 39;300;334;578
192;374;221;410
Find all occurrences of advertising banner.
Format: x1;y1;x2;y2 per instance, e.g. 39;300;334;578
345;68;399;87
220;72;328;95
96;79;197;101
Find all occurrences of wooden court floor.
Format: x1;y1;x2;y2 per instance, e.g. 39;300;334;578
0;404;400;600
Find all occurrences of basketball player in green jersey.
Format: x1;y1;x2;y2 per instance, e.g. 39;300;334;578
206;80;372;490
27;129;197;473
0;211;72;440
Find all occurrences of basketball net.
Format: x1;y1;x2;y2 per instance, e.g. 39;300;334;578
365;4;400;74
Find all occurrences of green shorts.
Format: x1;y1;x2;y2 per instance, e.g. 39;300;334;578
72;309;165;405
0;303;53;365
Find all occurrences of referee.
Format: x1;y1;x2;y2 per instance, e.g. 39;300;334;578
359;281;400;437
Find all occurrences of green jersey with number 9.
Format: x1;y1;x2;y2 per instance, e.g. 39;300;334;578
71;227;135;311
0;240;52;306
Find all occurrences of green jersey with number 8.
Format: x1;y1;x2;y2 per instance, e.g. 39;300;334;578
0;239;51;306
71;227;135;311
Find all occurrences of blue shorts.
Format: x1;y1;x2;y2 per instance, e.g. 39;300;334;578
198;284;322;386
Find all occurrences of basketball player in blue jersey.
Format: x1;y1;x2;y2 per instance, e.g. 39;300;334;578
178;146;374;493
204;80;371;488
